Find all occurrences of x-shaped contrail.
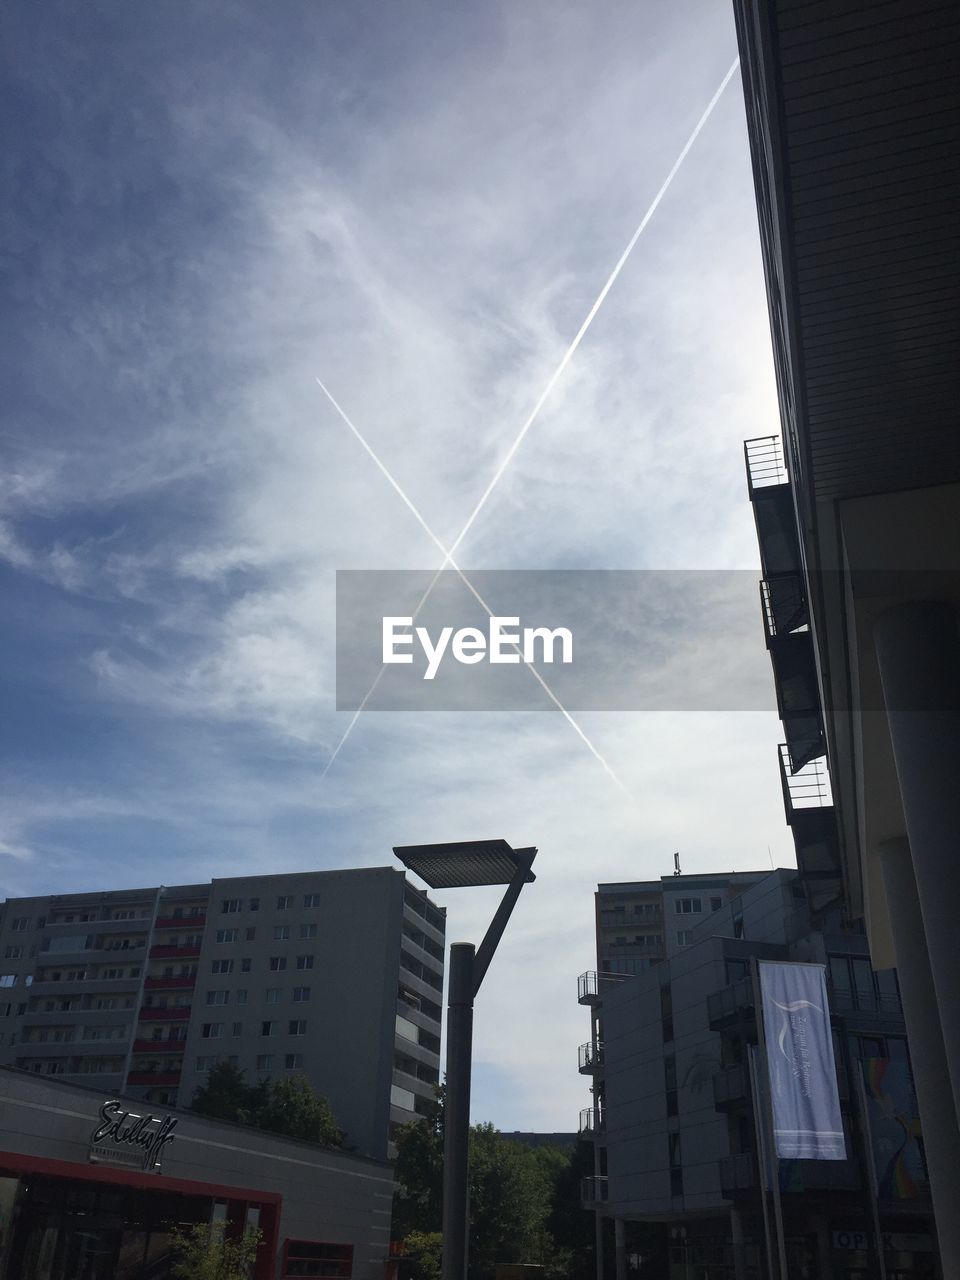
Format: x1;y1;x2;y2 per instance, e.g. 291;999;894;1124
316;57;740;792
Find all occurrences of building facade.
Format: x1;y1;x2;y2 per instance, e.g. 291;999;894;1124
0;866;445;1159
0;1066;394;1280
733;0;960;1270
581;870;935;1280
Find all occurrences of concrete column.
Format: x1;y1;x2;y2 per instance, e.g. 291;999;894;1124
873;600;960;1118
614;1217;627;1280
879;837;960;1277
730;1206;747;1280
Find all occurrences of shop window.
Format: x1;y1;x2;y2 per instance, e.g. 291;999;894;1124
283;1240;353;1278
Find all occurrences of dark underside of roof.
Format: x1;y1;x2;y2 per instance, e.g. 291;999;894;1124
770;0;960;501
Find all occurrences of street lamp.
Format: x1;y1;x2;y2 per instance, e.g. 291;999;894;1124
393;839;537;1280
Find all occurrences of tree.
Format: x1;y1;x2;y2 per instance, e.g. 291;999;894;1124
190;1065;341;1147
243;1072;343;1146
400;1231;443;1280
168;1222;262;1280
190;1063;267;1123
392;1093;572;1280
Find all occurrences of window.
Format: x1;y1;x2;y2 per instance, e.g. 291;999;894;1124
241;958;252;973
257;1054;276;1070
3;946;23;960
664;1055;678;1117
207;990;229;1006
299;923;318;940
303;893;321;909
296;955;314;970
676;930;692;947
293;987;310;1002
202;1023;224;1039
289;1020;307;1036
221;899;242;914
245;928;256;941
266;989;281;1004
11;917;29;932
0;976;17;988
710;896;722;912
261;1021;276;1037
284;1053;303;1070
196;1056;217;1071
270;956;287;972
249;897;260;912
273;925;290;941
277;895;293;910
235;989;248;1005
216;929;239;944
282;1241;354;1278
231;1022;243;1036
212;959;234;975
674;898;702;915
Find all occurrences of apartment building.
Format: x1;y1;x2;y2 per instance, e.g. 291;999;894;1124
0;866;445;1159
580;870;935;1280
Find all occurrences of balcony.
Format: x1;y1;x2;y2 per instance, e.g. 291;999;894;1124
149;944;201;960
765;627;825;773
577;971;630;1005
138;1006;190;1021
707;978;754;1029
713;1063;749;1111
126;1070;181;1087
778;745;843;910
132;1038;187;1055
719;1152;860;1196
744;437;801;578
580;1176;608;1208
578;1041;604;1074
154;914;206;931
579;1108;604;1139
144;975;196;990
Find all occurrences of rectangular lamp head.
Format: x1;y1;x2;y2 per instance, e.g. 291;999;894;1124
393;839;536;888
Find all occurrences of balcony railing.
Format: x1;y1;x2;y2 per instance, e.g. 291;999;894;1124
154;914;206;931
719;1152;859;1195
138;1006;190;1021
578;1041;604;1073
707;977;754;1028
578;1107;604;1137
779;743;833;809
132;1038;187;1054
577;971;630;1004
580;1176;609;1207
744;435;787;494
126;1070;181;1087
760;572;808;641
149;944;201;960
144;975;196;990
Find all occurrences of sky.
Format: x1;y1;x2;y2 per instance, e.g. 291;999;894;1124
0;0;795;1132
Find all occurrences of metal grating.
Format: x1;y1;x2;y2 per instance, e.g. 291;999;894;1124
393;839;535;888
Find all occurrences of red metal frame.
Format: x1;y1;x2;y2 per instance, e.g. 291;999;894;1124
0;1148;282;1279
281;1236;354;1278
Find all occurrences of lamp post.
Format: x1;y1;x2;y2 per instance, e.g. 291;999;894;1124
393;839;537;1280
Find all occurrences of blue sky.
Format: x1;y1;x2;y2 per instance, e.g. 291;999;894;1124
1;0;794;1129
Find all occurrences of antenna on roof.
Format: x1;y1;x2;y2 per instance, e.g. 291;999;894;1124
673;851;682;877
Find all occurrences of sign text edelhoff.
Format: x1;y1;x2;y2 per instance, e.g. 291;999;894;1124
382;616;573;681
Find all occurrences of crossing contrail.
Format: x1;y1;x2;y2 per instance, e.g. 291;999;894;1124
317;57;741;791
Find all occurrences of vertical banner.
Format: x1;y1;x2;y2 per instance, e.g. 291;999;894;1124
758;961;846;1160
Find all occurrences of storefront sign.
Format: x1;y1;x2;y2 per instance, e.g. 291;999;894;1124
88;1100;178;1172
832;1230;933;1253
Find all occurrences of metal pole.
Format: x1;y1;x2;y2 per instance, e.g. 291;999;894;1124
442;943;475;1280
747;1046;776;1280
855;1066;889;1280
752;960;789;1280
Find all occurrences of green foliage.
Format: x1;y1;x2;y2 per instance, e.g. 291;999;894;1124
392;1092;591;1280
168;1221;262;1280
190;1063;342;1147
401;1231;443;1280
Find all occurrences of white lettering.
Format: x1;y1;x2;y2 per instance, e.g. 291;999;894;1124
522;626;573;664
417;625;453;680
489;616;521;664
452;627;486;664
382;617;414;664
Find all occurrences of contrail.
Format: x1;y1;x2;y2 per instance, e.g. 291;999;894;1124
317;58;740;789
316;381;633;801
442;56;741;566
